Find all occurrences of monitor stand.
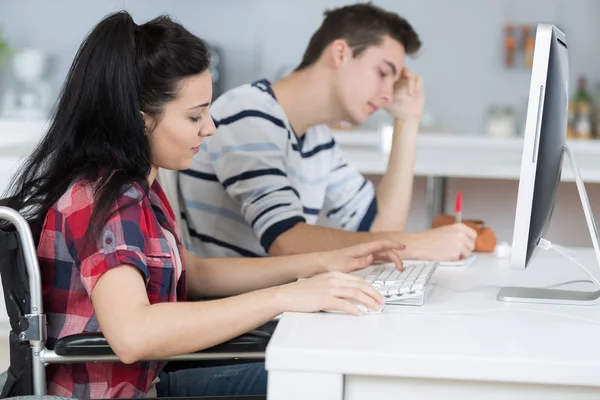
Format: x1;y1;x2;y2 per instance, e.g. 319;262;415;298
497;144;600;305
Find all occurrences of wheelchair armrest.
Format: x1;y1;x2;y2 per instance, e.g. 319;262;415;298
201;329;270;353
53;329;271;356
53;332;113;356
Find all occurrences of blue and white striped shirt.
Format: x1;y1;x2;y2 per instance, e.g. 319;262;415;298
179;79;376;258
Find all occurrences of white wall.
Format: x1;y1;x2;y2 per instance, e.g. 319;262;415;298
1;0;599;134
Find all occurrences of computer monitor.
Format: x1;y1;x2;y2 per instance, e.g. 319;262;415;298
510;24;568;270
497;24;600;305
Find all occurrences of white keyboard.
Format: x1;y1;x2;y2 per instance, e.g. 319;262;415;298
360;261;439;306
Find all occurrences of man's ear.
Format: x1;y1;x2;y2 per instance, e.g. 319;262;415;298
329;39;352;69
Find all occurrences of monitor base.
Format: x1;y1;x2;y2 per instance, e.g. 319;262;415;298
497;144;600;305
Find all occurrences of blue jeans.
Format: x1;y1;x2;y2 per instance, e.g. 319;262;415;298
156;362;267;397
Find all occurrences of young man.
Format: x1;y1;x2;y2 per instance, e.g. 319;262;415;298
179;3;476;261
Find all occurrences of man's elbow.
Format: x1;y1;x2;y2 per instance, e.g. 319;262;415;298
267;226;304;256
369;214;405;233
268;238;296;256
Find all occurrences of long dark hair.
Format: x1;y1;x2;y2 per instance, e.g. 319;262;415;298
4;11;210;242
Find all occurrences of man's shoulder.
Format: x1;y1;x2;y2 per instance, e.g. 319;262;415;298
306;123;334;137
304;124;339;148
211;79;283;120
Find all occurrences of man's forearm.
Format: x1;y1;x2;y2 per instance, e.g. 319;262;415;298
371;118;419;232
269;222;423;258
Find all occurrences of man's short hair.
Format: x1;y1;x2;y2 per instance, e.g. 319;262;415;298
296;2;422;71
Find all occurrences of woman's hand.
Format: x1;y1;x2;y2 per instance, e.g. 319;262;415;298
274;271;385;316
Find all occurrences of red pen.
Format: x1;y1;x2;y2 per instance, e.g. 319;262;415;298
455;191;462;224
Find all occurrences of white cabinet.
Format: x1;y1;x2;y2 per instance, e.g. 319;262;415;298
0;119;45;334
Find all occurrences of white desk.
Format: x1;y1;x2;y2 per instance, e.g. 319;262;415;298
266;249;600;400
334;131;600;182
334;131;600;226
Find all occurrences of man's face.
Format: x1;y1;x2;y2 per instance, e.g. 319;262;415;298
334;35;405;125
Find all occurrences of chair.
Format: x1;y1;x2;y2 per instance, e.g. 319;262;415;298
0;205;269;399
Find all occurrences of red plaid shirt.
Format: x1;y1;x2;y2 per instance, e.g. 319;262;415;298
37;178;186;398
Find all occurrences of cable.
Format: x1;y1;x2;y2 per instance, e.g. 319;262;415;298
432;284;500;293
543;279;594;288
429;239;597;296
538;238;600;288
385;241;600;323
433;280;595;294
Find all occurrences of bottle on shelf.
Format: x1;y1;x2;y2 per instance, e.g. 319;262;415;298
570;76;595;139
593;81;600;138
504;24;517;68
521;25;535;69
567;102;577;139
575;102;593;140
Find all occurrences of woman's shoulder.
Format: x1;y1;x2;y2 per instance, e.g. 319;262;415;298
52;177;147;217
52;178;96;215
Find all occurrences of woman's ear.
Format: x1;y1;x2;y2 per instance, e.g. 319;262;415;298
140;111;153;135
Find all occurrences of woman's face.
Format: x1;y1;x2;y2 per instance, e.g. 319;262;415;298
145;70;216;173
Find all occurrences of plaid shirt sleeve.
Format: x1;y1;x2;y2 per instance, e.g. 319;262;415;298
64;185;151;296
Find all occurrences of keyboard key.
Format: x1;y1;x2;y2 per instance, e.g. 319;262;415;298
365;261;439;306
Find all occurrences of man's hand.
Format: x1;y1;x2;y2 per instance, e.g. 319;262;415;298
411;224;477;261
314;240;405;275
383;68;425;121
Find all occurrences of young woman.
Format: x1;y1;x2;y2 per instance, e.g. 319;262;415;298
5;11;403;399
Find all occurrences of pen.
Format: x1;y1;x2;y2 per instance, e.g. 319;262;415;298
455;191;462;224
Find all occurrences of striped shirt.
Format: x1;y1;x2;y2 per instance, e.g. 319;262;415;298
179;79;376;258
